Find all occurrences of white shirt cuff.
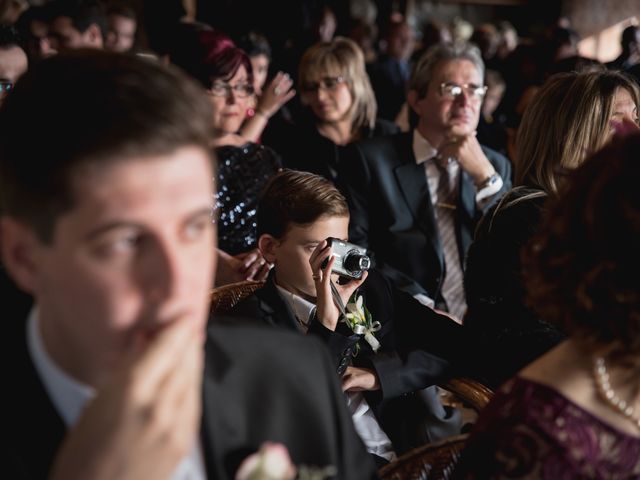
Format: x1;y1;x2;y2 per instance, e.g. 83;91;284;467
475;173;504;204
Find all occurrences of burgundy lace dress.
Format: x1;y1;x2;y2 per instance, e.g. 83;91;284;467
454;377;640;479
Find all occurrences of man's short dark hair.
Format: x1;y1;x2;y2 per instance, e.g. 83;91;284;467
0;24;23;50
257;170;349;240
50;0;108;40
0;50;213;243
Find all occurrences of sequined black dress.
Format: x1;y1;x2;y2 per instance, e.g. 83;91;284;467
214;143;281;255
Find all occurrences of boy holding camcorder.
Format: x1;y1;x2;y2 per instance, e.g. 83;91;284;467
215;169;470;464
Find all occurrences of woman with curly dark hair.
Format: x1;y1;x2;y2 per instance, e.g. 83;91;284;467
455;132;640;478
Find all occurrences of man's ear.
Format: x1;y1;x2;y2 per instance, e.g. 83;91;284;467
0;217;42;294
85;23;104;48
258;234;279;264
407;89;421;115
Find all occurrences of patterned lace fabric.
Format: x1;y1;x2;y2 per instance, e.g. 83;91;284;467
454;376;640;479
214;143;281;255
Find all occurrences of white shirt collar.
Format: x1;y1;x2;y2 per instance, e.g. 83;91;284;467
26;306;96;427
412;128;439;165
275;284;316;332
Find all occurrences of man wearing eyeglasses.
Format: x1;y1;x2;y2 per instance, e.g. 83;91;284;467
340;42;511;323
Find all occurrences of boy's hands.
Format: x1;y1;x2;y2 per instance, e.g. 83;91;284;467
309;240;368;331
342;366;380;392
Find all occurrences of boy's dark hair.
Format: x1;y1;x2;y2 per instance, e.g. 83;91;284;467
50;0;108;40
106;1;137;20
0;50;212;243
257;170;349;239
237;31;271;60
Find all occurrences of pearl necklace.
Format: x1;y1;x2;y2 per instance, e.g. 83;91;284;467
593;357;640;430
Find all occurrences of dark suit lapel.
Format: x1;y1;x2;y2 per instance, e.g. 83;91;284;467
254;275;300;331
392;135;444;268
200;328;234;479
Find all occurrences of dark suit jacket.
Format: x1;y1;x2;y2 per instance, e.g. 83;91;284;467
7;320;376;479
219;270;467;453
262;115;399;184
339;131;512;304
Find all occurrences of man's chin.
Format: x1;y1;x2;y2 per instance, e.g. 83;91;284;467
447;122;475;136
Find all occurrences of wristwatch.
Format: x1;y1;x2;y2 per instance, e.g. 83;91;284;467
476;172;500;189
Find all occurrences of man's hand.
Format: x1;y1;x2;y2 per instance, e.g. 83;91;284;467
49;320;204;480
342;366;380;392
309;240;368;331
438;131;495;186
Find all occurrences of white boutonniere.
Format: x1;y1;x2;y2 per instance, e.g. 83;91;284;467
343;294;381;352
235;442;337;480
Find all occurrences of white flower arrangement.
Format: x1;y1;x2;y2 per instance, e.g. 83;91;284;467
235;443;337;480
343;294;381;352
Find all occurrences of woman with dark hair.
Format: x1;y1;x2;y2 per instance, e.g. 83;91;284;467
171;28;282;285
455;131;640;478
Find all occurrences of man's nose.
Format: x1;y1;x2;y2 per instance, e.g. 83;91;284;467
454;90;471;106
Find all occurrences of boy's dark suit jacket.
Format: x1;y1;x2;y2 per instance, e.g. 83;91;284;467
219;269;467;454
7;319;376;479
339;131;511;304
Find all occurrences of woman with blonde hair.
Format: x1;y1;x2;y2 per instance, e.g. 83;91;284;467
263;36;398;182
515;70;639;192
463;69;639;388
456;131;640;478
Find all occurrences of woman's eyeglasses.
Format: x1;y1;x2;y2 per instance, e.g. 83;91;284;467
207;82;254;98
300;76;346;94
439;82;487;101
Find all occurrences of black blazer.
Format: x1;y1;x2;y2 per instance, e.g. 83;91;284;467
339;131;512;303
7;320;376;479
219;269;467;453
262;116;399;183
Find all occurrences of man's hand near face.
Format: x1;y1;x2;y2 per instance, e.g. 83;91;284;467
49;319;203;480
438;128;495;186
309;240;368;331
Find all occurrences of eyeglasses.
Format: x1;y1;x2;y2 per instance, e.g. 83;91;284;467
0;81;13;94
300;76;346;93
207;82;254;98
439;82;487;101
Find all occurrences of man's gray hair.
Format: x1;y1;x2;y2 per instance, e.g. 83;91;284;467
409;42;485;97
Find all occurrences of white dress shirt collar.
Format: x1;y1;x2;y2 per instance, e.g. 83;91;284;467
276;284;316;333
27;306;95;428
412;129;439;165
